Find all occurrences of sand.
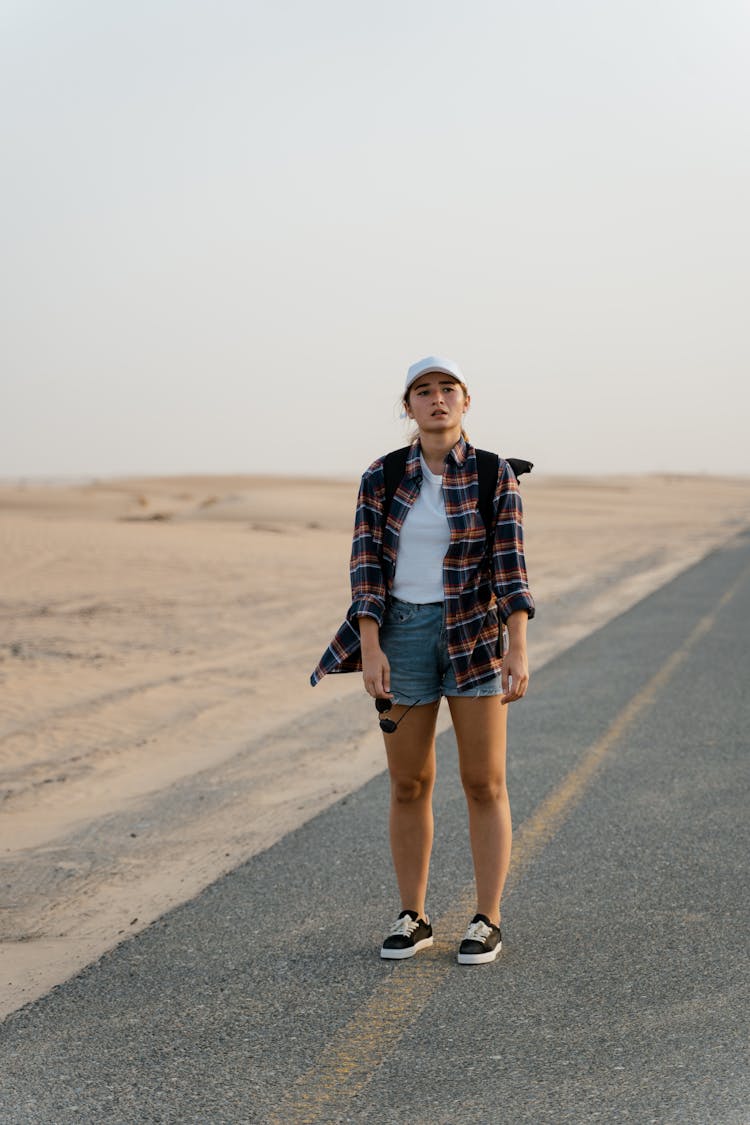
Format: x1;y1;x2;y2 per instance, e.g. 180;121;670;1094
1;471;749;1018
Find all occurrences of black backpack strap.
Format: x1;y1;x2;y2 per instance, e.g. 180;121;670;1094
474;449;499;534
382;446;411;524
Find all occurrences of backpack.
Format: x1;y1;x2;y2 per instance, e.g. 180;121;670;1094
382;447;532;539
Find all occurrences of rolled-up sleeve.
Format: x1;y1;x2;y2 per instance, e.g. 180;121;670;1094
347;463;387;627
492;459;535;622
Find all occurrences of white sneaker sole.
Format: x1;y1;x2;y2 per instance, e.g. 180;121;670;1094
457;941;502;965
380;936;434;960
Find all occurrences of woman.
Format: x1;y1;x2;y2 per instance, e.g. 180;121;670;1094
311;356;534;965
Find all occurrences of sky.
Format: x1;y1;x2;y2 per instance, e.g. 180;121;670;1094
2;0;749;479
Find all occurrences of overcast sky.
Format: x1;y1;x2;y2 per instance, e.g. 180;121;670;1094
2;0;749;479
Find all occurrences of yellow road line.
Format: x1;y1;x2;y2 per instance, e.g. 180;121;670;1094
270;564;749;1125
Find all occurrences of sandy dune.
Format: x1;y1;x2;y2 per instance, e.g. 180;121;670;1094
1;472;749;1018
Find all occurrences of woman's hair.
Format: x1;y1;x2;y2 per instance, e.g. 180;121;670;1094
401;379;470;443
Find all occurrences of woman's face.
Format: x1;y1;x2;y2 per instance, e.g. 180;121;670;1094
405;373;469;437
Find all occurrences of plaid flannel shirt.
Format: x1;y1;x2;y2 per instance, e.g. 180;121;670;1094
310;436;535;691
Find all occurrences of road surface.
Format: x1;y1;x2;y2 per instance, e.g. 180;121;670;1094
1;532;748;1124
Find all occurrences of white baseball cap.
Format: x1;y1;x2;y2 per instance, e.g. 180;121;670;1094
404;355;466;395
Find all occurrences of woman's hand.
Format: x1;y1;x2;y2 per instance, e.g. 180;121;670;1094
359;615;393;699
362;647;392;699
501;646;529;703
501;610;530;703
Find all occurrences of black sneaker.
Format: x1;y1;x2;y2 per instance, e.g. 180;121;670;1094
380;909;434;960
457;913;502;964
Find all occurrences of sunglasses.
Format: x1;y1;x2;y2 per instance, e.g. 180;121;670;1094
375;696;422;733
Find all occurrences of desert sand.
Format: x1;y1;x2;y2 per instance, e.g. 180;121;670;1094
1;471;749;1018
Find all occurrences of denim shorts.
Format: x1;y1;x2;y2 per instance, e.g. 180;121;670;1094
379;597;503;705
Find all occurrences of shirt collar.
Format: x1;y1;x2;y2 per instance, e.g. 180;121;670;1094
405;441;422;477
406;435;469;476
449;435;469;465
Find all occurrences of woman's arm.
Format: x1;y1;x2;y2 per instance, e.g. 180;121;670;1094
348;462;393;697
348;463;388;624
490;459;535;622
491;459;535;703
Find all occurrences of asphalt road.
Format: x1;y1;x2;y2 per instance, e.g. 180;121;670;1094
2;532;749;1125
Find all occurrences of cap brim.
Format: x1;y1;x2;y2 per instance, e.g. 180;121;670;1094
405;367;464;393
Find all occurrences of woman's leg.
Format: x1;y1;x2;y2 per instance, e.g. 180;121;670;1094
447;696;509;926
383;700;440;919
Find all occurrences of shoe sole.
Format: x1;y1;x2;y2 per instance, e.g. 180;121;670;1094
380;936;434;960
457;941;502;965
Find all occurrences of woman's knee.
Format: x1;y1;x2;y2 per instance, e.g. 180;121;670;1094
390;772;434;804
461;774;506;805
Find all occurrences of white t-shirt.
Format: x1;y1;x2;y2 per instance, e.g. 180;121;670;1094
391;454;450;603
